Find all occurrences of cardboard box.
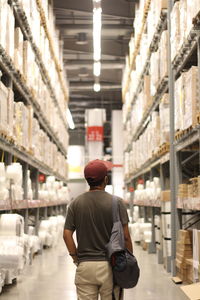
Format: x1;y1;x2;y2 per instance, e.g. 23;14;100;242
14;27;23;73
161;190;170;202
181;283;200;300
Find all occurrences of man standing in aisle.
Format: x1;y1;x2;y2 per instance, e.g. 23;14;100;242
63;159;133;300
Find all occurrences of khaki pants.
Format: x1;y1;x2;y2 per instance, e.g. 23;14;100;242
75;261;113;300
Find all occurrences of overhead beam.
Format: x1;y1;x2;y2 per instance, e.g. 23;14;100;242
59;24;132;36
63;40;127;58
54;0;134;19
65;59;124;70
69;83;121;92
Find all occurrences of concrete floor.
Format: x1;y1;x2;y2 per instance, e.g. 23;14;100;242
0;241;188;300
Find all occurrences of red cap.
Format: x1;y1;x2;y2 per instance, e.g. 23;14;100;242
84;159;112;183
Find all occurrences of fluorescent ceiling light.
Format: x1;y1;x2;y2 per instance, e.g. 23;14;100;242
94;83;101;92
67;108;75;129
93;7;102;61
93;61;101;76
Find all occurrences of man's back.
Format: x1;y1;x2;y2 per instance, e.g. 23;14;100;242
65;190;128;262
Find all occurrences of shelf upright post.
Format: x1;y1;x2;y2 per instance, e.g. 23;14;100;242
158;163;165;264
33;169;39;234
23;163;29;233
129;180;134;223
149;169;156;254
168;0;178;276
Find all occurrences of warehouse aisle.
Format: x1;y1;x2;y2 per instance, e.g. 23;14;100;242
0;241;187;300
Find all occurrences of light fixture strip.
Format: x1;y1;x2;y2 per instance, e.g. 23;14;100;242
67;108;75;129
93;0;102;79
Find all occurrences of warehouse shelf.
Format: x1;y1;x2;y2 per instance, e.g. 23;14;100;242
35;0;69;103
125;152;169;184
175;128;199;152
132;76;168;142
177;198;200;211
124;11;167;126
0;46;67;157
12;0;68;132
0;200;68;211
124;75;168;153
122;0;151;100
172;28;199;77
133;202;161;208
0;134;67;183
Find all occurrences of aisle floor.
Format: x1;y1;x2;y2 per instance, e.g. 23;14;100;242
0;241;188;300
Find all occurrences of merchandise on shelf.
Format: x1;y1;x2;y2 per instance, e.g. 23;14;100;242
0;3;69;152
6;163;23;202
129;218;151;244
159;94;169;145
0;82;68;178
38;176;69;204
171;0;200;61
177;176;200;210
160;30;168;80
134;178;161;207
0;163;9;208
176;230;193;282
175;66;199;132
38;215;65;247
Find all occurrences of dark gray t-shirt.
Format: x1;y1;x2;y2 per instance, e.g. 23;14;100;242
64;190;129;262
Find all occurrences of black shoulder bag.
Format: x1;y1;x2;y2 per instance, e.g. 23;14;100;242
106;197;140;289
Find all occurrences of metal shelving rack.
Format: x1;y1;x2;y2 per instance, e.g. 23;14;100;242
124;0;200;276
0;2;69;229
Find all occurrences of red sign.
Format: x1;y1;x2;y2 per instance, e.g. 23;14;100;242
87;126;104;141
39;174;45;183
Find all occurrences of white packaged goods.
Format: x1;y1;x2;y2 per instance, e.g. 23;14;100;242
6;4;14;60
134;178;161;207
14;27;24;73
171;1;180;60
0;1;8;50
159;94;169;144
184;66;199;129
150;51;160;96
160;30;168;79
39;176;69;204
175;66;199;131
175;73;185;131
0;82;8;133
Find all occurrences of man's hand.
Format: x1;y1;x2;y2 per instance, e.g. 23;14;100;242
63;229;78;263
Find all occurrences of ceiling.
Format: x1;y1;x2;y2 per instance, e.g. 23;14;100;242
53;0;136;147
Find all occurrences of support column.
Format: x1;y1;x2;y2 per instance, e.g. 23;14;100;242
168;0;178;276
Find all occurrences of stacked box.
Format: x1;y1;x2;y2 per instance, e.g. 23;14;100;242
171;2;180;60
7;88;14;137
0;82;8;134
179;0;187;48
185;258;194;284
150;50;160;96
176;230;193;281
183;66;199;129
143;75;152;111
0;1;8;50
14;28;24;73
186;0;200;37
160;30;168;79
6;4;14;60
159;94;169;144
175;73;185;131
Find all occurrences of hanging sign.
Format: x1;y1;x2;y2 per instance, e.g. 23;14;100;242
87;126;104;141
38;174;45;183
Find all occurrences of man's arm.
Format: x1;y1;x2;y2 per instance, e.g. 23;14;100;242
123;224;133;253
63;229;78;264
